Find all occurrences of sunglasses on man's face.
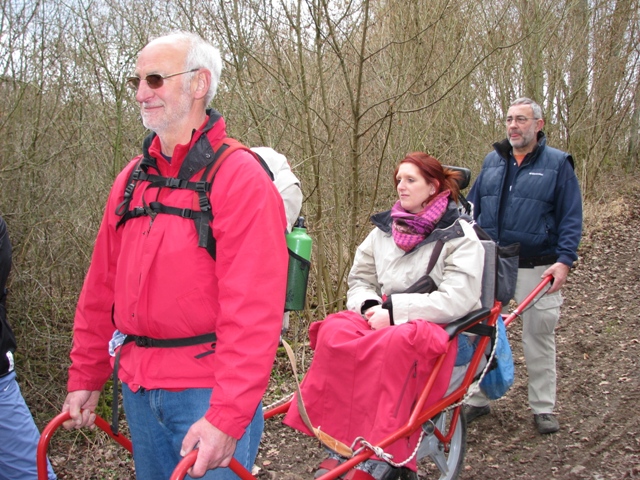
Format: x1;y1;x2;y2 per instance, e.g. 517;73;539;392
126;68;200;91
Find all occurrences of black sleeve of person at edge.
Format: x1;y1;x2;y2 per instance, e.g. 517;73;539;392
0;215;18;376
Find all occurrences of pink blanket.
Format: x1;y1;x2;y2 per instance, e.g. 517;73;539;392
283;310;456;469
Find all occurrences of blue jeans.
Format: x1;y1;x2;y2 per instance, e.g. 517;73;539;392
455;334;477;366
0;371;57;480
122;383;263;479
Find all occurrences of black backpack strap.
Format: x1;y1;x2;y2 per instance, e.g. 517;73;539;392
426;239;444;274
128;332;217;349
115;132;160;226
113;136;262;261
114;162;144;226
193;139;261;260
192;142;233;257
401;239;445;295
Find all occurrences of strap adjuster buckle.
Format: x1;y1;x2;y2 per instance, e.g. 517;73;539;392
195;181;209;192
166;178;184;189
134;336;151;347
199;196;211;211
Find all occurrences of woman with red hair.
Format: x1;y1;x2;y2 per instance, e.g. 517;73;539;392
285;153;484;479
349;152;476;329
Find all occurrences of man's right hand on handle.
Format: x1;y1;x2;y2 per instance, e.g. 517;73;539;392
61;390;101;430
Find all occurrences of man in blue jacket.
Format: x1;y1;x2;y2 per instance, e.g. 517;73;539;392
465;97;583;434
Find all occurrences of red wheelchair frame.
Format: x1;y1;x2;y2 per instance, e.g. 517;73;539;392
37;276;551;480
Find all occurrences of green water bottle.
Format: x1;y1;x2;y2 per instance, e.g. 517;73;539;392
285;217;312;311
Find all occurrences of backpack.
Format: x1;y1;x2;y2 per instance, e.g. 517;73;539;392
115;134;302;260
250;146;303;232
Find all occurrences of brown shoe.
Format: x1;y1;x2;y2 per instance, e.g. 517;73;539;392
534;413;559;434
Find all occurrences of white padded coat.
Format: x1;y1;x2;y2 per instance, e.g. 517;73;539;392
347;205;484;325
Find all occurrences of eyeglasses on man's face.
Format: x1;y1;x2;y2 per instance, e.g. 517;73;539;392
505;115;537;126
126;68;200;91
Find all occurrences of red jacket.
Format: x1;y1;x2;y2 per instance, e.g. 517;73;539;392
283;311;456;468
67;112;288;439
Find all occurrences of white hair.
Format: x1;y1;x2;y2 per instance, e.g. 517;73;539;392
148;31;222;105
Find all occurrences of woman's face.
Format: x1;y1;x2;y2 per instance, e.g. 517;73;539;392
396;163;436;214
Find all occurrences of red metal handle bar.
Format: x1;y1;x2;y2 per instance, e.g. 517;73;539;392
170;397;297;480
263;398;292;419
170;398;297;479
503;275;553;328
37;411;133;480
38;411;256;480
170;452;255;480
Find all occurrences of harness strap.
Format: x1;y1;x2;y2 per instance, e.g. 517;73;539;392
125;332;217;349
110;332;217;436
466;322;494;337
191;139;259;259
132;170;211;193
115;173;212;227
114;138;261;260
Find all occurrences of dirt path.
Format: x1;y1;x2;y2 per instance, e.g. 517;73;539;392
458;192;640;480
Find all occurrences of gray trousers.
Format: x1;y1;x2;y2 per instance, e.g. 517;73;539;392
467;265;562;414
